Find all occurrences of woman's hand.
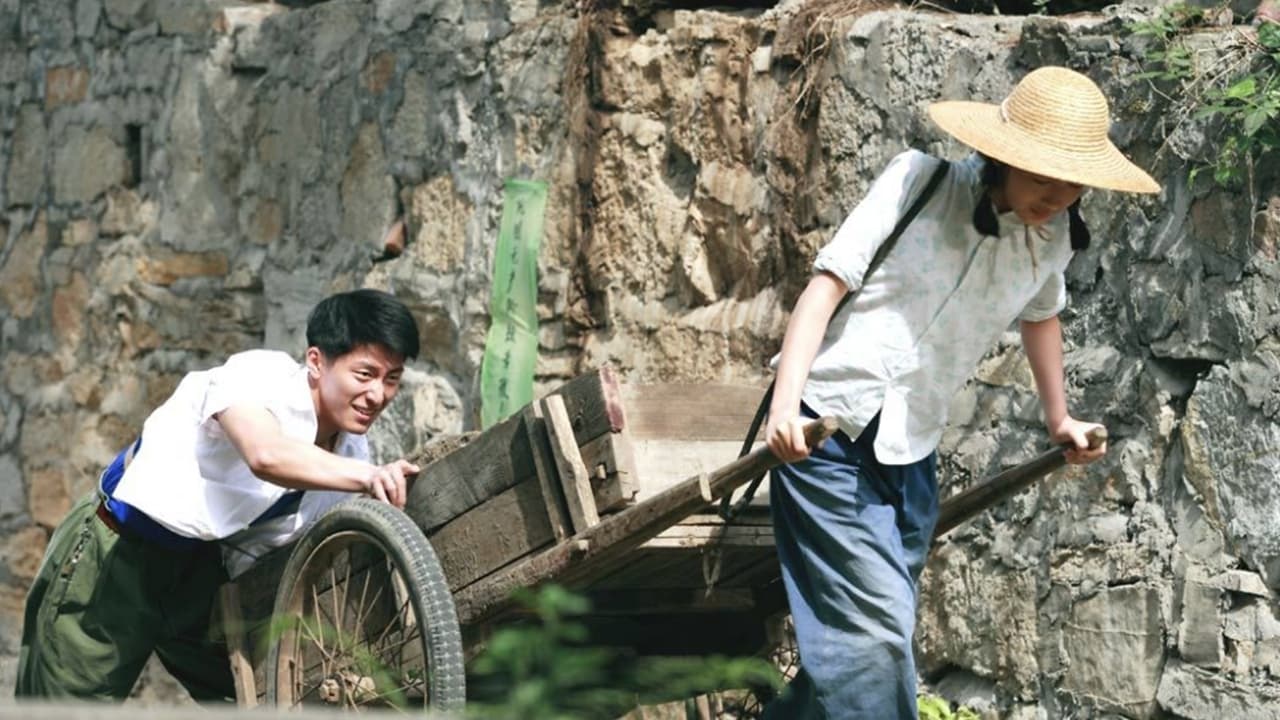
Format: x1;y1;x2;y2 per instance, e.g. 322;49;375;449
766;412;812;463
1050;416;1107;465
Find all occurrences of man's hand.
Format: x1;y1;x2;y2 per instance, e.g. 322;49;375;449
1050;416;1107;465
766;413;812;463
363;459;419;508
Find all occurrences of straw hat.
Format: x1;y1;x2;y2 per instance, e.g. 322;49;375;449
928;67;1161;194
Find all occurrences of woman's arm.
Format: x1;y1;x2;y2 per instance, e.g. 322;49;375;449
1020;315;1107;465
765;271;848;462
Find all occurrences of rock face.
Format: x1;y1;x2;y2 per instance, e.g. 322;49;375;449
1;0;1278;715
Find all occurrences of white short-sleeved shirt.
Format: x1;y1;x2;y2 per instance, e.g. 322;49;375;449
797;150;1073;464
111;349;369;577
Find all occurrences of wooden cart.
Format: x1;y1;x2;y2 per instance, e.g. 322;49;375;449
219;367;834;712
218;366;1101;712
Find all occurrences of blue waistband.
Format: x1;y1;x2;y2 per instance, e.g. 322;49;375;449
99;438;304;552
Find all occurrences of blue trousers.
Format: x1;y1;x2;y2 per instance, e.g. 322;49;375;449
764;412;939;720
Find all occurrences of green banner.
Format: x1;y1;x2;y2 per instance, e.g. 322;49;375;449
480;179;547;428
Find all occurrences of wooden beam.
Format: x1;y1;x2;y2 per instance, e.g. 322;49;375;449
578;429;639;512
541;394;599;533
934;427;1107;539
217;583;257;708
522;404;571;540
452;417;837;627
403;367;624;534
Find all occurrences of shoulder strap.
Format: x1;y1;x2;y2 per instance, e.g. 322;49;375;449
718;158;950;521
830;157;951;318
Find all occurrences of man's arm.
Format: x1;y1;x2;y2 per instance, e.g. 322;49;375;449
217;404;416;507
766;271;847;462
1020;315;1106;465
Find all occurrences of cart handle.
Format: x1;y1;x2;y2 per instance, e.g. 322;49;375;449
933;426;1108;539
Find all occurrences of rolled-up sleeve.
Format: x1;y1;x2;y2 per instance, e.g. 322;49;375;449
1018;269;1066;322
814;149;937;292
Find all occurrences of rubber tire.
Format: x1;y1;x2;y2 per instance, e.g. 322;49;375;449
265;498;466;712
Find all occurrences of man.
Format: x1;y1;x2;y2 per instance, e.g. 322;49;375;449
16;288;421;701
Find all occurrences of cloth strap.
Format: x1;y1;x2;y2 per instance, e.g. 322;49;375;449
718;158;951;521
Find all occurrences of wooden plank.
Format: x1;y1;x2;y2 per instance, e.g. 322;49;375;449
522;404;571;540
428;477;556;591
619;383;766;441
217;583;257;708
641;524;775;548
452;417;837;627
578;430;639;512
630;439;771;504
403;368;622;534
541;394;599;533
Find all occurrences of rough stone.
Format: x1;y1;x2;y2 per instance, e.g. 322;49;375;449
917;543;1041;698
135;250;229;286
0;525;46;583
387;69;433;167
402;176;469;273
102;0;151;31
0;212;48;319
1158;659;1280;720
0;455;24;525
74;0;100;38
1061;586;1163;716
153;0;212;36
26;465;72;529
1184;363;1280;589
1179;579;1224;668
60;219;96;247
52;272;89;352
52;125;130;204
361;49;395;94
340;122;397;252
6;104;47;207
44;65;89;109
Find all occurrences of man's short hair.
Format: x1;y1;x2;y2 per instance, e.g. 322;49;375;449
306;289;420;361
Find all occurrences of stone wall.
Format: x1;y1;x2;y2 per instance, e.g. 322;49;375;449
1;0;1278;717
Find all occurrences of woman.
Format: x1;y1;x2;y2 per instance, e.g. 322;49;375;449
762;66;1161;719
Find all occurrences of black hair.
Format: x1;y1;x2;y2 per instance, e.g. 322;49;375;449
306;288;420;361
974;155;1091;250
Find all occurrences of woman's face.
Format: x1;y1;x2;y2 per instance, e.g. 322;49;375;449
998;166;1085;226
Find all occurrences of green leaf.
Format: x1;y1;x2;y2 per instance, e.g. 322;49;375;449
1259;21;1280;51
1225;76;1257;100
1243;107;1271;137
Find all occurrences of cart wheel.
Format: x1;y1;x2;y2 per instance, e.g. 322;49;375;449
265;498;465;712
734;613;799;718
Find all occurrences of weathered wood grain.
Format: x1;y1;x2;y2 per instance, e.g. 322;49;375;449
403;368;623;534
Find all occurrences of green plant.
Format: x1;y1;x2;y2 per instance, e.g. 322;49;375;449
1130;4;1280;189
1194;21;1280;185
918;692;982;720
467;585;783;719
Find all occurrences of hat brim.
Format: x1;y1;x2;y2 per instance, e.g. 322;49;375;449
928;101;1161;194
